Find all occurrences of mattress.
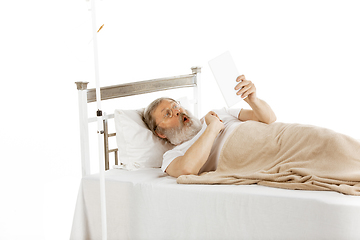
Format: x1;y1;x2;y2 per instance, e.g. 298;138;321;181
70;168;360;240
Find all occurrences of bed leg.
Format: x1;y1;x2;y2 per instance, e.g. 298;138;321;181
75;82;91;176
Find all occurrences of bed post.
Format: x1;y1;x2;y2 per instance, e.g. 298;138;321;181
75;82;91;176
191;66;202;118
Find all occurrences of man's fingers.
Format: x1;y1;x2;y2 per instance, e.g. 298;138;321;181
235;79;252;91
241;84;256;98
236;75;246;82
235;77;257;99
235;79;248;90
241;88;254;98
214;113;223;122
237;82;256;98
209;111;223;122
237;83;251;95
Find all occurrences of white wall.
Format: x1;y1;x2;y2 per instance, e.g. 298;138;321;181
1;0;359;239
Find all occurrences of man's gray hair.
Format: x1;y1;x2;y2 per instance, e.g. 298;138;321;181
143;97;176;135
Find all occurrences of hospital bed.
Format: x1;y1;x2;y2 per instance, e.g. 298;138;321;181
70;67;360;240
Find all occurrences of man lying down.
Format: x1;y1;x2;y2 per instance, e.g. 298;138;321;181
143;75;360;196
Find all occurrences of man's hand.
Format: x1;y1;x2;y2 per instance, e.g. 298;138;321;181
235;75;277;124
234;75;257;103
205;111;224;133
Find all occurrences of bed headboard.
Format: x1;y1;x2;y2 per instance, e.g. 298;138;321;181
75;67;201;176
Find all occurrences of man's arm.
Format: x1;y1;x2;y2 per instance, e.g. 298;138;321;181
165;112;224;178
235;75;276;124
239;98;277;124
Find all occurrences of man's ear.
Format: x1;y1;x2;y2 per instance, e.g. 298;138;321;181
156;131;167;139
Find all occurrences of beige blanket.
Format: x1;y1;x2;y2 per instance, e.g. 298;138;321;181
177;121;360;196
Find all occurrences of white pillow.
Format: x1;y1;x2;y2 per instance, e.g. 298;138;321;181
114;108;174;169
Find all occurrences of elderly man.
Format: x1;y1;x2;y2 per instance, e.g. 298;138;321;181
144;75;276;178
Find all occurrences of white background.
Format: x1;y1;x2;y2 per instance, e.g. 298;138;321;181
1;0;359;239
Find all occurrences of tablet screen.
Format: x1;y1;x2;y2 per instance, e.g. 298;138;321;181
208;51;241;108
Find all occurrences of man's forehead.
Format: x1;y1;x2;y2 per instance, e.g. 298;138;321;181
152;99;170;116
156;99;175;111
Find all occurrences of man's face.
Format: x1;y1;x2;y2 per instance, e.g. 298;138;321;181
153;99;202;145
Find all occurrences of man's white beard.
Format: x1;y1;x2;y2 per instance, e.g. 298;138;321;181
160;111;202;146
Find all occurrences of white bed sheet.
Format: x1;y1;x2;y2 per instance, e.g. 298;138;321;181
70;168;360;240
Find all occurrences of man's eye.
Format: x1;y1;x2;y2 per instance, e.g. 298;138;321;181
165;110;171;118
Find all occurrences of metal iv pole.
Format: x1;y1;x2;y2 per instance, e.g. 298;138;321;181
88;0;107;238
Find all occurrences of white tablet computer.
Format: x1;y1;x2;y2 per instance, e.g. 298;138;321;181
208;51;241;108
